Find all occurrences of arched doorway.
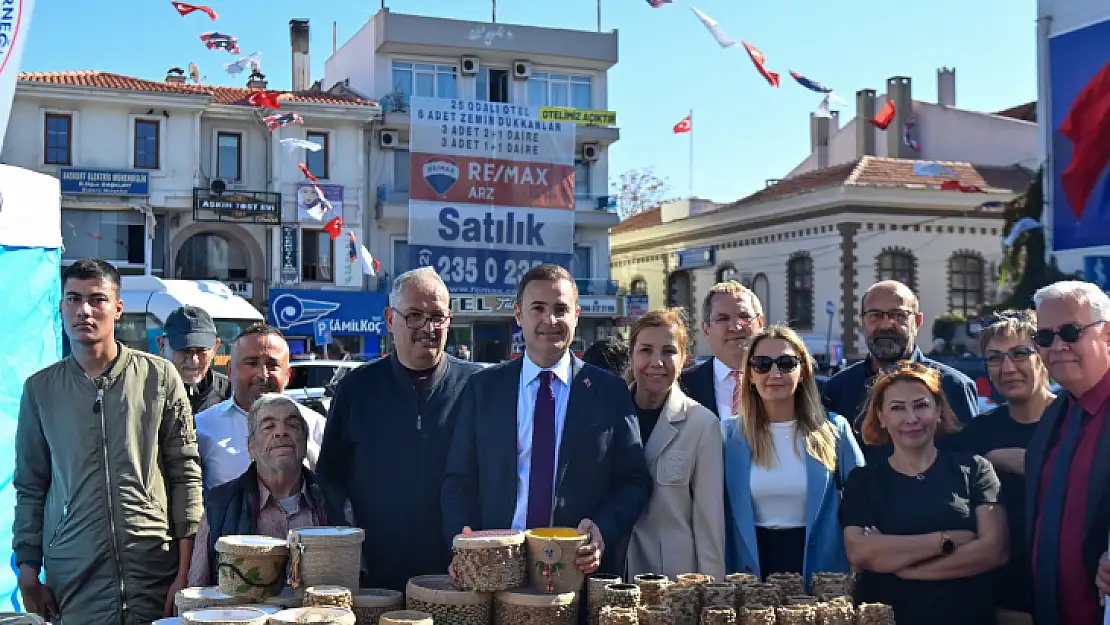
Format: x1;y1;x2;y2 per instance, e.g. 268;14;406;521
175;232;251;281
751;273;771;319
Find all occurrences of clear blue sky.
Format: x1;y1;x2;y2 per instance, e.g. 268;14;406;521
19;0;1037;203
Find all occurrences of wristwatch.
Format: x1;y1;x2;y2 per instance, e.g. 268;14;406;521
940;534;956;555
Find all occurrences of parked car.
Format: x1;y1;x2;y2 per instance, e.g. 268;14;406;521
285;359;362;412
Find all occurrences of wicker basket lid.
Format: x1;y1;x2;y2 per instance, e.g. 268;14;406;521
177;587;237;605
181;607;270;625
406;575;491;605
452;529;525;549
378;610;433;625
269;607;357;624
288;526;365;546
306;585;352;597
215;535;289;556
495;588;577;607
229;605;281;614
352;588;404;607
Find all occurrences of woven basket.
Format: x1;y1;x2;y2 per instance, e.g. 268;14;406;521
379;611;433;625
227;605;280;615
660;584;698;625
856;603;895;625
494;588;578;625
451;530;528;592
524;528;588;594
632;574;670;607
176;587;239;613
262;587;303;609
637;605;674;625
700;583;735;608
674;573;712;588
180;607;270;625
785;596;818;606
215;535;289;601
602;583;641;609
741;583;781;608
809;573;851;601
598;606;638;625
587;574;623;625
406;574;492;625
288;526;365;592
814;598;855;625
351;588;404;624
740;605;775;625
700;606;737;625
766;573;804;598
306;585;354;610
775;604;817;625
268;607;357;624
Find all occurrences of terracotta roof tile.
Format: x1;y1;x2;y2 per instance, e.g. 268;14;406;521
611;207;662;234
731;160;860;207
995;101;1037;122
18;70;379;107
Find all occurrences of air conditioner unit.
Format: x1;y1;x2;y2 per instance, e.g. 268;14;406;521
210;178;234;195
460;56;480;76
379;129;399;149
581;143;601;162
512;60;532;80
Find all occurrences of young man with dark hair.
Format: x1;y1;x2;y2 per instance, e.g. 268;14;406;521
14;258;203;623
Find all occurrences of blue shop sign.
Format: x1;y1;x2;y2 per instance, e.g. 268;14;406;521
269;289;388;338
59;168;150;196
676;247;715;270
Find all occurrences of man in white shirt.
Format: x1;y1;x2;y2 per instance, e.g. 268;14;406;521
195;324;326;490
680;281;766;418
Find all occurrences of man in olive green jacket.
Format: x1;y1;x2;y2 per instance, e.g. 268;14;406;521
13;259;204;624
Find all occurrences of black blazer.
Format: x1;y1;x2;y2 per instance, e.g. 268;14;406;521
1025;393;1110;625
440;355;653;575
680;357;719;418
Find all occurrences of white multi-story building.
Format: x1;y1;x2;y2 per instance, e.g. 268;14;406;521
323;8;622;359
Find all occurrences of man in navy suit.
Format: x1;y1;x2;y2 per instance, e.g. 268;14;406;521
680;281;766;419
441;263;653;577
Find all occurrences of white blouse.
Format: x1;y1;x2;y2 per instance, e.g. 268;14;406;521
749;422;808;528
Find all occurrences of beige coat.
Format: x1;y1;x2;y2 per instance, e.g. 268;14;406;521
625;386;726;580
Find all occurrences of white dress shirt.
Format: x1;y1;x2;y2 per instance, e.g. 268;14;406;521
512;351;573;530
749;422;808;528
196;397;327;491
713;358;740;418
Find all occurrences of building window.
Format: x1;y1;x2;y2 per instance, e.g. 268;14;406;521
133;119;159;169
630;278;647;296
305;131;328;179
476;68;510;103
877;249;916;292
44;113;72;165
573;246;592;280
393;239;409;276
574;159;591;199
391;61;458;104
787;254;814;329
394;149;410;193
301;230;334;282
216;132;242;180
716;264;739;283
62;209;163;272
175;233;249;281
751;273;771;320
527;73;591;109
949;253;984;317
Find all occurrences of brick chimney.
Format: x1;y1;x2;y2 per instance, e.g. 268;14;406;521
247;72;267;90
810;113;830;169
937;67;956;107
290;19;310;92
165;68;187;84
855;89;876;158
886;76;913;158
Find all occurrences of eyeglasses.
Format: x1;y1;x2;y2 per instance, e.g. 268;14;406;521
1032;321;1103;348
750;355;800;374
879;361;931;375
392;308;451;330
984;347;1037;367
862;309;915;324
982;311;1031;326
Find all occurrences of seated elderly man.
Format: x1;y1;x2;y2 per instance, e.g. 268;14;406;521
187;393;347;587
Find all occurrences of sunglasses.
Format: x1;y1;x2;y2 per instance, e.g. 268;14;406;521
880;361;931;375
750;355;800;374
1032;321;1103;348
983;311;1031;326
984;347;1036;367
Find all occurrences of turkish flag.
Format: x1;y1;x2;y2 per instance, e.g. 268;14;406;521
940;180;986;193
1060;59;1110;220
247;90;283;110
323;216;344;241
869;100;896;130
673;115;692;134
171;2;218;20
742;41;780;87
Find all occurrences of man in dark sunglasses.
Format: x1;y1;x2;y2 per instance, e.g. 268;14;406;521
1025;281;1110;625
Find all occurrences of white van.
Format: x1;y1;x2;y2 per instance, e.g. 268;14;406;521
113;276;264;370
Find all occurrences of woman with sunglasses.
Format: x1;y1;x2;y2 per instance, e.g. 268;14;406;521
959;311;1054;625
724;325;864;582
840;362;1007;625
624;308;726;581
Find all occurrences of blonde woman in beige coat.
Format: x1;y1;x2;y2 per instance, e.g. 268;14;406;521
625;308;726;581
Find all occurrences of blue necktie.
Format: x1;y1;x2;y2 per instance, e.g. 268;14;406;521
1035;401;1085;623
526;370;556;528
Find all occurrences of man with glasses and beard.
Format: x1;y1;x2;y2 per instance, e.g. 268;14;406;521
821;280;978;460
195;324;327;491
317;267;481;592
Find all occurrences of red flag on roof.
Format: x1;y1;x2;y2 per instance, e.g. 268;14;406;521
323;216;344;240
1060;60;1110;220
869;100;896;130
673;115;691;134
741;41;780;87
247;90;283;109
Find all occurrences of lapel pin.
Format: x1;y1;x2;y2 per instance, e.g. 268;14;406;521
584;378;591;388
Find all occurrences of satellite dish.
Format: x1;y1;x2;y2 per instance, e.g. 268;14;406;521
188;62;201;83
211;179;227;195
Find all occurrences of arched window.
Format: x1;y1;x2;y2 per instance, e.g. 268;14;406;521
629;278;648;296
716;264;739;283
666;271;692;308
175;233;250;281
949;253;984;317
787;255;814;329
751;273;770;320
876;249;916;292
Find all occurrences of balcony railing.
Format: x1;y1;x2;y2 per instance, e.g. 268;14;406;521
575;194;617;212
576;278;620;296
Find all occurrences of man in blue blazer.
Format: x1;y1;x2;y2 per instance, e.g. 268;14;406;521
441;264;653;577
